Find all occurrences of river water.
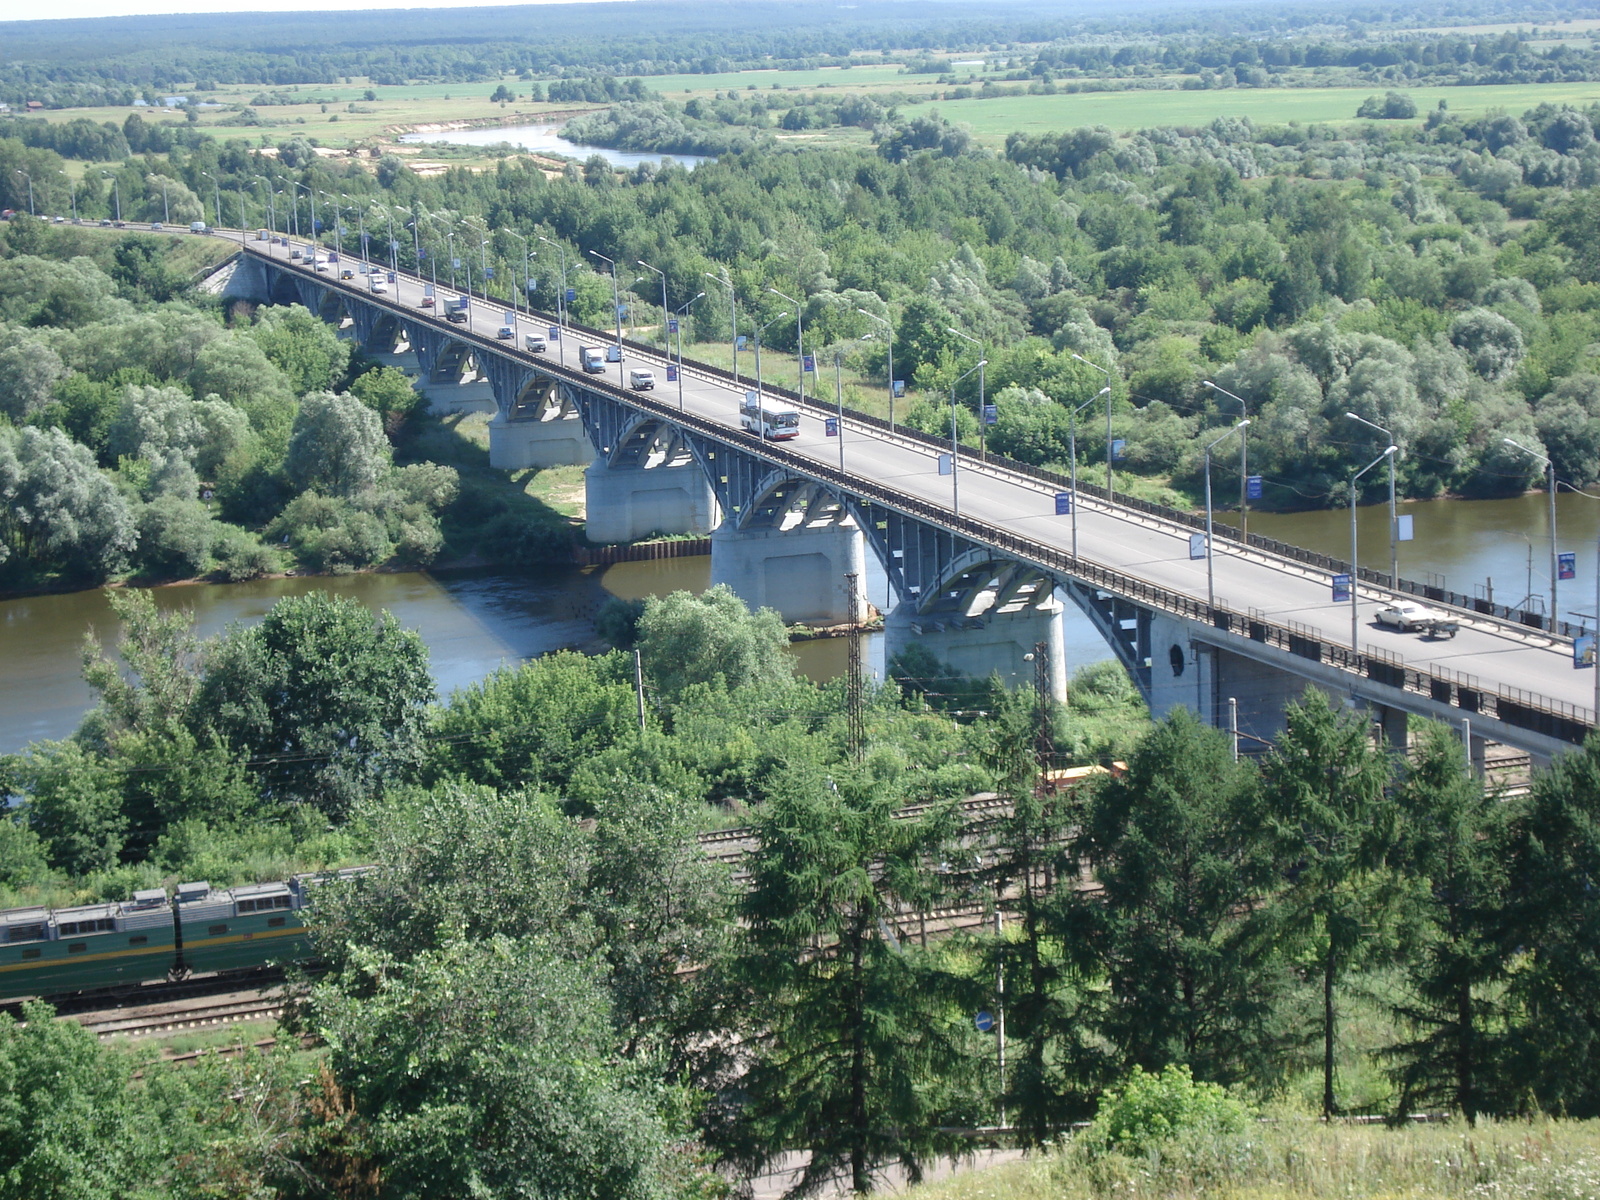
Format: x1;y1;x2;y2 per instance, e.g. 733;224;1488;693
4;491;1596;755
398;124;711;170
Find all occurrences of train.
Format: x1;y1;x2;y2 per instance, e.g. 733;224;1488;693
0;874;353;1002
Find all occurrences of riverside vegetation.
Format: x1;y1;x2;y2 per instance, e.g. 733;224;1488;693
2;583;1600;1195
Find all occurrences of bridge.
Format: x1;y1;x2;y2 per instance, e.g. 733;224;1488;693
216;235;1596;765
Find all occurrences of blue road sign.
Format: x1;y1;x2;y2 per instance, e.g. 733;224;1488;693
983;404;998;425
802;354;816;373
1055;492;1072;515
666;365;678;382
974;1010;996;1033
667;318;679;334
892;380;906;397
825;417;839;437
1333;573;1353;603
548;327;560;341
565;287;576;303
1560;552;1577;580
1247;475;1263;500
485;266;495;279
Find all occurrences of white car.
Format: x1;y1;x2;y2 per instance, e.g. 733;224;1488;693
1374;599;1450;632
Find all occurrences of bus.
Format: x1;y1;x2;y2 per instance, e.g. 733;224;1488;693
740;393;800;441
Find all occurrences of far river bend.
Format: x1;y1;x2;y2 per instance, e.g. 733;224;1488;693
2;490;1596;754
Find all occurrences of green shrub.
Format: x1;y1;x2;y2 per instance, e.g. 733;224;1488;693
1081;1065;1252;1159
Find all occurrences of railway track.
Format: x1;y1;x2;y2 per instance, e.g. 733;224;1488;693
78;990;292;1040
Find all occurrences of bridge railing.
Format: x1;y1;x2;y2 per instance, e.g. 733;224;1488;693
255;244;1591;652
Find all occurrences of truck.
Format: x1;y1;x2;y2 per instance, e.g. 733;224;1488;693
580;346;607;373
189;220;207;234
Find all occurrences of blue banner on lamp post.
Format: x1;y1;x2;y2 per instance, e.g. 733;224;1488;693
1246;475;1263;500
825;417;839;437
802;354;816;373
1559;552;1577;581
1332;574;1353;603
1054;492;1072;515
983;404;998;425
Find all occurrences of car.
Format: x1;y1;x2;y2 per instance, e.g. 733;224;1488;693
1374;599;1450;633
370;279;389;294
340;268;355;280
150;222;163;231
419;295;435;308
99;219;112;227
497;325;515;340
445;308;469;324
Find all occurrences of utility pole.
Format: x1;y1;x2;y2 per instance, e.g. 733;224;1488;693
1032;639;1055;774
633;650;647;735
846;572;863;759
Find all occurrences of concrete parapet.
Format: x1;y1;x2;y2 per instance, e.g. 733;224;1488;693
709;520;868;625
584;458;718;544
489;412;594;470
884;593;1067;702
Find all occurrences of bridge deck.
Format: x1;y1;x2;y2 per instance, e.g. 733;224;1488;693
235;235;1595;734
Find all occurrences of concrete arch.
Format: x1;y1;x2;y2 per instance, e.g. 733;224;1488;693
608;416;693;471
428;338;477;386
510;376;579;423
739;474;854;532
917;549;1057;619
267;271;303;308
316;289;348;328
366;312;403;354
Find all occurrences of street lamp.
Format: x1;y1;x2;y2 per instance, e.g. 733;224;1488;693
201;171;222;229
857;307;896;431
672;291;702;410
753;311;789;415
1204;419;1251;608
1350;446;1398;651
704;268;738;383
1504;437;1563;632
1203;380;1252;542
949;359;986;516
57;171;76;223
767;287;806;404
1071;353;1115;501
1068;388;1109;558
1344;412;1401;584
588;249;624;385
101;172;121;222
13;170;32;217
637;260;669;354
539;235;570;366
948;326;987;460
507;231;532;315
831;337;872;472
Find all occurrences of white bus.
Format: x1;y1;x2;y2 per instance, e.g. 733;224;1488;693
740;393;800;441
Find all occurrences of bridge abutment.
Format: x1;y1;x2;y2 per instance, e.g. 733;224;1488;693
709;520;868;625
584;458;718;544
884;595;1067;702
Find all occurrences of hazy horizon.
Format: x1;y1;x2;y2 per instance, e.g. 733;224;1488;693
13;0;639;20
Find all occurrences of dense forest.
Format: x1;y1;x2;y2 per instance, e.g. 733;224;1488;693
4;582;1600;1195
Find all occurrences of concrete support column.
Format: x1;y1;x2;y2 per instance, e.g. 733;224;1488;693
489;413;595;471
584;458;718;544
709;520;869;625
1374;704;1409;753
883;595;1066;702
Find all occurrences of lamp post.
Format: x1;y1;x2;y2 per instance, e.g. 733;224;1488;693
1204;420;1251;608
948;326;990;460
539;235;570;366
1069;388;1109;558
1203;380;1252;542
57;171;76;223
102;172;121;223
1504;437;1563;631
950;359;986;516
588;249;624;385
1344;412;1400;584
704;268;738;383
856;307;896;431
1351;446;1399;651
1071;353;1115;501
507;231;531;315
158;176;169;223
767;287;806;405
672;291;702;410
13;170;33;217
637;259;669;354
446;224;457;290
754;311;789;414
294;180;313;241
201;171;221;229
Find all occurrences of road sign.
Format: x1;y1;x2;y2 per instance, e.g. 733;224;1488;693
1333;573;1352;603
938;453;953;476
983;403;997;425
526;278;537;292
1560;552;1577;581
1397;514;1415;542
418;246;426;259
1054;492;1072;515
485;266;495;279
803;354;816;373
736;335;748;350
667;317;678;334
974;1010;996;1033
451;257;461;270
666;365;678;382
1111;438;1127;461
1247;475;1263;500
503;311;514;326
1189;533;1205;560
548;326;560;341
1577;635;1596;669
825;417;839;437
892;380;906;398
565;287;576;303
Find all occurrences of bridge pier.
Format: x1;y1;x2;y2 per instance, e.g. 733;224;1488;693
584;458;718;544
884;594;1067;702
489;413;594;470
709;520;869;625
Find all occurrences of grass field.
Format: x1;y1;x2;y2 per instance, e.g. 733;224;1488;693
938;80;1600;142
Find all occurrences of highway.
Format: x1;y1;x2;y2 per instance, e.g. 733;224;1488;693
232;232;1596;730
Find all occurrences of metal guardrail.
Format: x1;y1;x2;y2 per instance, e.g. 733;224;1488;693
250;245;1596;743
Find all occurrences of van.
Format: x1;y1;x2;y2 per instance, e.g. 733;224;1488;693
628;369;656;391
580;346;606;374
370;278;389;295
605;344;623;364
524;334;547;353
189;221;207;234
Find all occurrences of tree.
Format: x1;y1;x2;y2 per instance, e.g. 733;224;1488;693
307;938;694;1200
285;390;390;498
1501;734;1600;1117
248;304;351;395
0;328;65;423
1065;709;1283;1089
1450;308;1526;381
196;591;433;818
0;740;125;875
636;585;792;704
0;425;137;582
715;761;972;1196
348;364;420;425
1260;690;1398;1118
1386;721;1509;1121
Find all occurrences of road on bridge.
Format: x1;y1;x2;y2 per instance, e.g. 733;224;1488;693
231;232;1595;729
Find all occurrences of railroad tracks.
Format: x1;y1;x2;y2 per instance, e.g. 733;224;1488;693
77;990;291;1041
